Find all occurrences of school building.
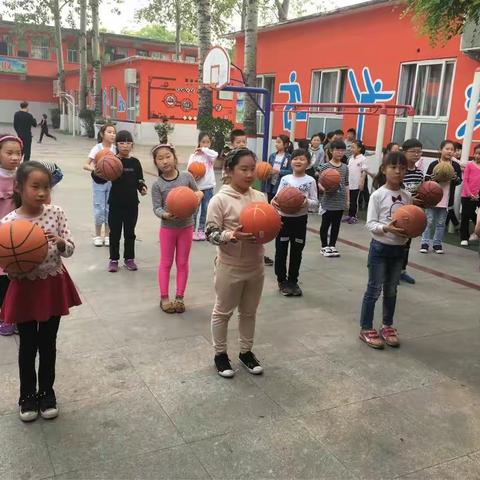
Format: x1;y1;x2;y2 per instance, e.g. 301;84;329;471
233;0;480;154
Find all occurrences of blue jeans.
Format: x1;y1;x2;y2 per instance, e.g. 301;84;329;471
421;207;447;246
195;188;214;231
92;181;111;226
360;240;405;330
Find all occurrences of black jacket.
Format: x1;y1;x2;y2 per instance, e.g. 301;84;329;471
13;111;37;138
425;160;462;208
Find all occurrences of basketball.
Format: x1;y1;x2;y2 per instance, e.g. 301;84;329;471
320;168;341;191
432;162;455;183
94;148;112;163
392;205;427;238
255;162;273;181
276;187;305;214
96;152;123;181
188;162;206;179
239;202;282;244
416;181;443;208
166;186;199;219
0;220;48;274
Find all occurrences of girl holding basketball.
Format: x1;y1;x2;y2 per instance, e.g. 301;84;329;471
1;161;81;421
83;123;117;247
151;144;202;313
107;130;147;273
205;148;266;378
359;152;411;349
271;148;318;297
262;134;292;203
187;132;218;241
0;134;22;336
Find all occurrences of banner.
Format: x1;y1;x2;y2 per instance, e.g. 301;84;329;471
0;56;27;75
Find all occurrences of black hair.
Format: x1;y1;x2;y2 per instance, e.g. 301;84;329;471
224;148;256;172
277;134;293;154
330;139;346;150
197;131;211;147
14;160;52;207
454;142;462;150
334;129;344;136
440;139;455;150
372;152;407;190
474;144;480;153
297;139;310;150
352;139;365;155
96;123;116;143
402;138;423;151
20;101;28;109
151;143;178;176
347;128;356;135
230;129;246;143
115;130;133;143
310;132;325;142
372;165;385;190
384;142;399;154
326;131;335;140
291;148;311;162
42;113;47;119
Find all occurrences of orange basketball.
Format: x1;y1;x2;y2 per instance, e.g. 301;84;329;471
166;186;199;219
188;162;206;179
255;162;273;181
276;187;305;214
96;152;123;181
239;202;282;244
94;148;112;163
0;220;48;274
392;205;427;238
320;168;341;191
416;181;443;208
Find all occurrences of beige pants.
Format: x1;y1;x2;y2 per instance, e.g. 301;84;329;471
211;261;264;355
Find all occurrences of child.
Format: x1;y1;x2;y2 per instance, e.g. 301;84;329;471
420;140;462;254
345;128;356;158
400;138;425;284
306;132;325;176
205;148;266;378
108;130;147;272
359;152;410;349
83;124;116;247
0;134;22;336
263;134;292;203
37;114;56;144
151;144;202;313
384;142;400;154
1;161;81;421
271;149;318;297
187;132;218;241
318;140;349;257
460;145;480;246
345;140;367;224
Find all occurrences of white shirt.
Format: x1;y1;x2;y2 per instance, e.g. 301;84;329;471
88;143;117;161
275;174;319;217
186;147;217;190
347;154;367;190
366;186;412;245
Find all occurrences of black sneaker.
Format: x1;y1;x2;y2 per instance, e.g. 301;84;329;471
419;243;429;253
433;244;444;254
39;390;58;420
214;353;235;378
239;351;263;375
290;283;303;296
19;394;38;422
264;256;274;266
278;281;293;296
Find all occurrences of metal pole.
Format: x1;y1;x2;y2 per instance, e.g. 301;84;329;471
73;102;76;137
268;111;274;158
405;111;414;141
262;91;271;161
290;110;296;143
375;108;387;169
461;67;480;165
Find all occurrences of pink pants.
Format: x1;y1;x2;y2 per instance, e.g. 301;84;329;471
158;226;193;299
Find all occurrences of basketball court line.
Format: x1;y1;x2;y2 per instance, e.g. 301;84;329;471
307;227;480;291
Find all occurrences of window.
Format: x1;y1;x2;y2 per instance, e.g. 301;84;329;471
310;69;347;108
256;75;275;134
127;85;137;121
151;51;170;60
67;45;79;63
185;55;196;63
397;60;455;118
136;49;149;57
31;37;51;60
0;35;15;56
110;86;118;118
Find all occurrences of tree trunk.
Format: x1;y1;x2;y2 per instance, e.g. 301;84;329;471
90;0;102;117
175;0;181;60
275;0;289;21
197;0;213;121
240;0;247;30
243;0;258;138
51;0;65;118
79;0;87;112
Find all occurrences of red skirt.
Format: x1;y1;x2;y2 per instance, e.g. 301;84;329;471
1;269;82;324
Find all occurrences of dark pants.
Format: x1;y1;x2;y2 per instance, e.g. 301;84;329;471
358;177;370;208
360;240;404;330
402;238;412;271
446;208;459;228
320;210;343;247
348;189;360;218
18;316;60;399
274;215;307;284
267;191;275;203
460;197;479;240
108;204;139;260
39;127;56;143
0;275;10;307
20;135;32;162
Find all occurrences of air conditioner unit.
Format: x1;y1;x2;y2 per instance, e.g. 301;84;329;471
461;18;480;58
124;68;137;85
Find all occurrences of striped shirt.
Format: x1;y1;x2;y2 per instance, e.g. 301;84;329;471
318;161;349;211
403;167;424;195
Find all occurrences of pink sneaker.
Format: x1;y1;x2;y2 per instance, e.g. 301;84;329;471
192;231;200;241
124;259;138;271
108;260;119;273
197;229;206;241
0;322;15;336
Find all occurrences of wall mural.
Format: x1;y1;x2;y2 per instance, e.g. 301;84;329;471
455;83;480;140
279;71;307;131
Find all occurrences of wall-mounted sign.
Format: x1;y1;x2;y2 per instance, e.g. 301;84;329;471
0;56;27;75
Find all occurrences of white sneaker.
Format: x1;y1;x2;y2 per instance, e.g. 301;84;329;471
321;247;334;257
460;240;469;246
93;236;103;247
329;247;340;257
469;233;479;241
104;236;110;247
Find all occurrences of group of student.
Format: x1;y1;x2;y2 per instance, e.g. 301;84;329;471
0;120;479;420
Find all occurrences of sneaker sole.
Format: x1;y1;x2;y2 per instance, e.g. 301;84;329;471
359;335;385;349
217;369;235;378
419;250;428;254
434;251;444;254
40;408;59;420
239;360;263;375
19;411;39;422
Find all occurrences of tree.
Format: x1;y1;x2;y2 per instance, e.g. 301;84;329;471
79;0;88;111
275;0;289;21
121;24;195;43
197;0;213;120
243;0;258;139
405;0;480;44
90;0;102;116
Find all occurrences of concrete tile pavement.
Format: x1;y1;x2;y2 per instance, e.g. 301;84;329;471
0;129;479;479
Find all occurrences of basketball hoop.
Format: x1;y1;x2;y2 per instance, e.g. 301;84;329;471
202;46;230;90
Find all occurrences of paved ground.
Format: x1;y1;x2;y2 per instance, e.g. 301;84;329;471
0;129;480;480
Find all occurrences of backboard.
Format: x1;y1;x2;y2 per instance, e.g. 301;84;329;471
202;46;230;89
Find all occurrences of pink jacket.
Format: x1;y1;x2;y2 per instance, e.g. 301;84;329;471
0;175;16;277
461;162;480;198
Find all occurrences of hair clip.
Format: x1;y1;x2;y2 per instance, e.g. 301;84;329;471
0;135;23;148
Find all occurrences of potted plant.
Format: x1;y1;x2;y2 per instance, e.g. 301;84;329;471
79;109;96;138
154;116;175;143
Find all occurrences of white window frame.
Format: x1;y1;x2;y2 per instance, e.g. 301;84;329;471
67;46;78;63
127;85;137;121
310;68;345;105
31;37;51;60
110;86;118;118
256;74;275;135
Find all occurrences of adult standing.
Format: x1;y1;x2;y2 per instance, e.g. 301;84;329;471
13;101;37;162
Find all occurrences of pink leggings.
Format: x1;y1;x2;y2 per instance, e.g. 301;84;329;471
158;226;193;299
